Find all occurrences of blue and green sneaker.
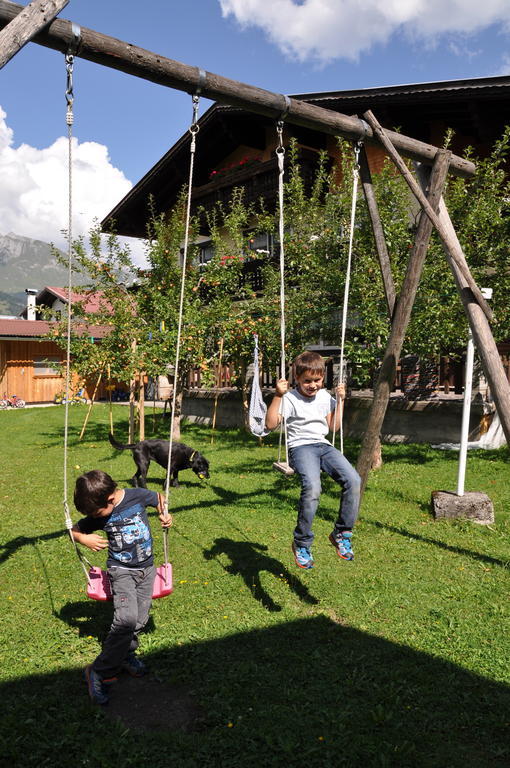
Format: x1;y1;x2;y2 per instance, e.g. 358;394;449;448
292;541;314;569
329;531;354;560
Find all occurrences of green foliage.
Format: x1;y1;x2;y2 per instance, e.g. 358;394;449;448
52;132;510;390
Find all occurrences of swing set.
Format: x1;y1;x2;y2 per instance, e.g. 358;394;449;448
2;0;510;573
54;33;203;602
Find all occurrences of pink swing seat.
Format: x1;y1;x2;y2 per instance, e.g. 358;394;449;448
86;563;173;602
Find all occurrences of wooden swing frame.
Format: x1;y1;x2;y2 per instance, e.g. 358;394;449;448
2;0;510;503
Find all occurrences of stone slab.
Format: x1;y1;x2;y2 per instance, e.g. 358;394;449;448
431;490;494;524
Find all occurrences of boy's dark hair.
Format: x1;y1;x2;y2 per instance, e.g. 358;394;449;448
74;470;117;516
293;350;325;379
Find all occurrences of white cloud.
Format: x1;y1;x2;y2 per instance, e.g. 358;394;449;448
0;105;146;263
493;54;510;75
219;0;510;63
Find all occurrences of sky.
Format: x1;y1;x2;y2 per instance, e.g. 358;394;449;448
2;0;510;262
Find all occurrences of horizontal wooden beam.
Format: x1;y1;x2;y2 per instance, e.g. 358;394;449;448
0;0;68;69
0;0;476;179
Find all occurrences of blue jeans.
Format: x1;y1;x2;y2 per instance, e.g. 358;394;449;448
93;564;156;678
289;442;361;549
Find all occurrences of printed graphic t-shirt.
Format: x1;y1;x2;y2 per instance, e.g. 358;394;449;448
77;488;159;569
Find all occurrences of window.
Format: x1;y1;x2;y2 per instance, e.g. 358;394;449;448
198;241;215;266
247;232;274;255
33;356;61;376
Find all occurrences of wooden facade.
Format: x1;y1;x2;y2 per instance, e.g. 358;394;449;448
0;338;65;402
0;336;113;403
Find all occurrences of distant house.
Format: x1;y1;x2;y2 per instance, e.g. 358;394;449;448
0;288;109;404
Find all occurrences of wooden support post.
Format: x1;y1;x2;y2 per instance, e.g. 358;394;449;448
79;368;103;441
363;110;492;321
415;166;510;447
128;339;136;442
356;150;451;494
0;0;475;179
0;0;68;69
358;146;396;316
128;379;136;443
107;363;113;435
210;337;224;444
138;371;145;441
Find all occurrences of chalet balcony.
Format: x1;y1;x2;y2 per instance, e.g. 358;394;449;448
191;148;326;221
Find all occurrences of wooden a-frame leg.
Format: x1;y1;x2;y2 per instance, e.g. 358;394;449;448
415;166;510;448
358;146;396;318
356;149;451;496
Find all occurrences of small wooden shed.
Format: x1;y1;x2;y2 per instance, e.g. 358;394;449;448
0;317;67;402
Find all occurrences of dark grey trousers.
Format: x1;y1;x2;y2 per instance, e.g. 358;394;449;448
92;564;156;679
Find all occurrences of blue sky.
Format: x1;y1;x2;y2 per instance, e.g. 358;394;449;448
1;0;510;256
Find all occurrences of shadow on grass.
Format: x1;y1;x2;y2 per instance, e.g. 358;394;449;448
2;616;509;766
0;530;64;565
203;537;318;612
145;482;293;518
380;443;509;466
58;600;156;640
364;519;510;570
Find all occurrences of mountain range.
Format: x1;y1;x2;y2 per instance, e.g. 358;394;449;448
0;232;72;316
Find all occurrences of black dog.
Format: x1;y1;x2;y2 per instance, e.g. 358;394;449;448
108;432;210;489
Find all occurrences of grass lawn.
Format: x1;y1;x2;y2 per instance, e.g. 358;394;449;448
0;404;509;767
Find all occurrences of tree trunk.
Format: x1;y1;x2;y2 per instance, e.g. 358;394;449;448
240;360;250;429
169;379;183;442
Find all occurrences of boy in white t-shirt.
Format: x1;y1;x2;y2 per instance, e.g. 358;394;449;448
266;350;360;569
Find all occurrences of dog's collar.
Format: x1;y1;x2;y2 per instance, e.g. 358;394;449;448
189;450;196;461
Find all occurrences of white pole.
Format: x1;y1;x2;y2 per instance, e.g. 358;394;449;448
456;287;492;496
456;329;474;496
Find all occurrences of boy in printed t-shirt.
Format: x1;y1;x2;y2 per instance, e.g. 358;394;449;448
266;351;360;570
72;470;172;705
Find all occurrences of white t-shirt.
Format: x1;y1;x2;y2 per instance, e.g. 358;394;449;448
280;387;337;448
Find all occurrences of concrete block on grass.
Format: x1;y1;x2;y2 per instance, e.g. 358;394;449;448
431;490;494;525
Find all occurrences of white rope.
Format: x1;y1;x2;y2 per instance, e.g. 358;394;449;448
334;142;361;453
62;53;74;531
275;123;291;467
163;95;200;512
62;50;90;580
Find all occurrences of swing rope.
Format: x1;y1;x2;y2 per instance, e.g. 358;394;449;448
163;92;201;522
62;29;90;581
333;141;362;454
275;119;292;471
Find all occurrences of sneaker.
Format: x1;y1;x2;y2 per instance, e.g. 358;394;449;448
122;652;148;677
329;531;354;560
84;665;109;705
292;541;314;569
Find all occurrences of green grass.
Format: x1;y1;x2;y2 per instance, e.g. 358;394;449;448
0;404;509;767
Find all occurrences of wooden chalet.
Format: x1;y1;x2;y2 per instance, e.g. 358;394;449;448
0;287;110;403
102;75;510;240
